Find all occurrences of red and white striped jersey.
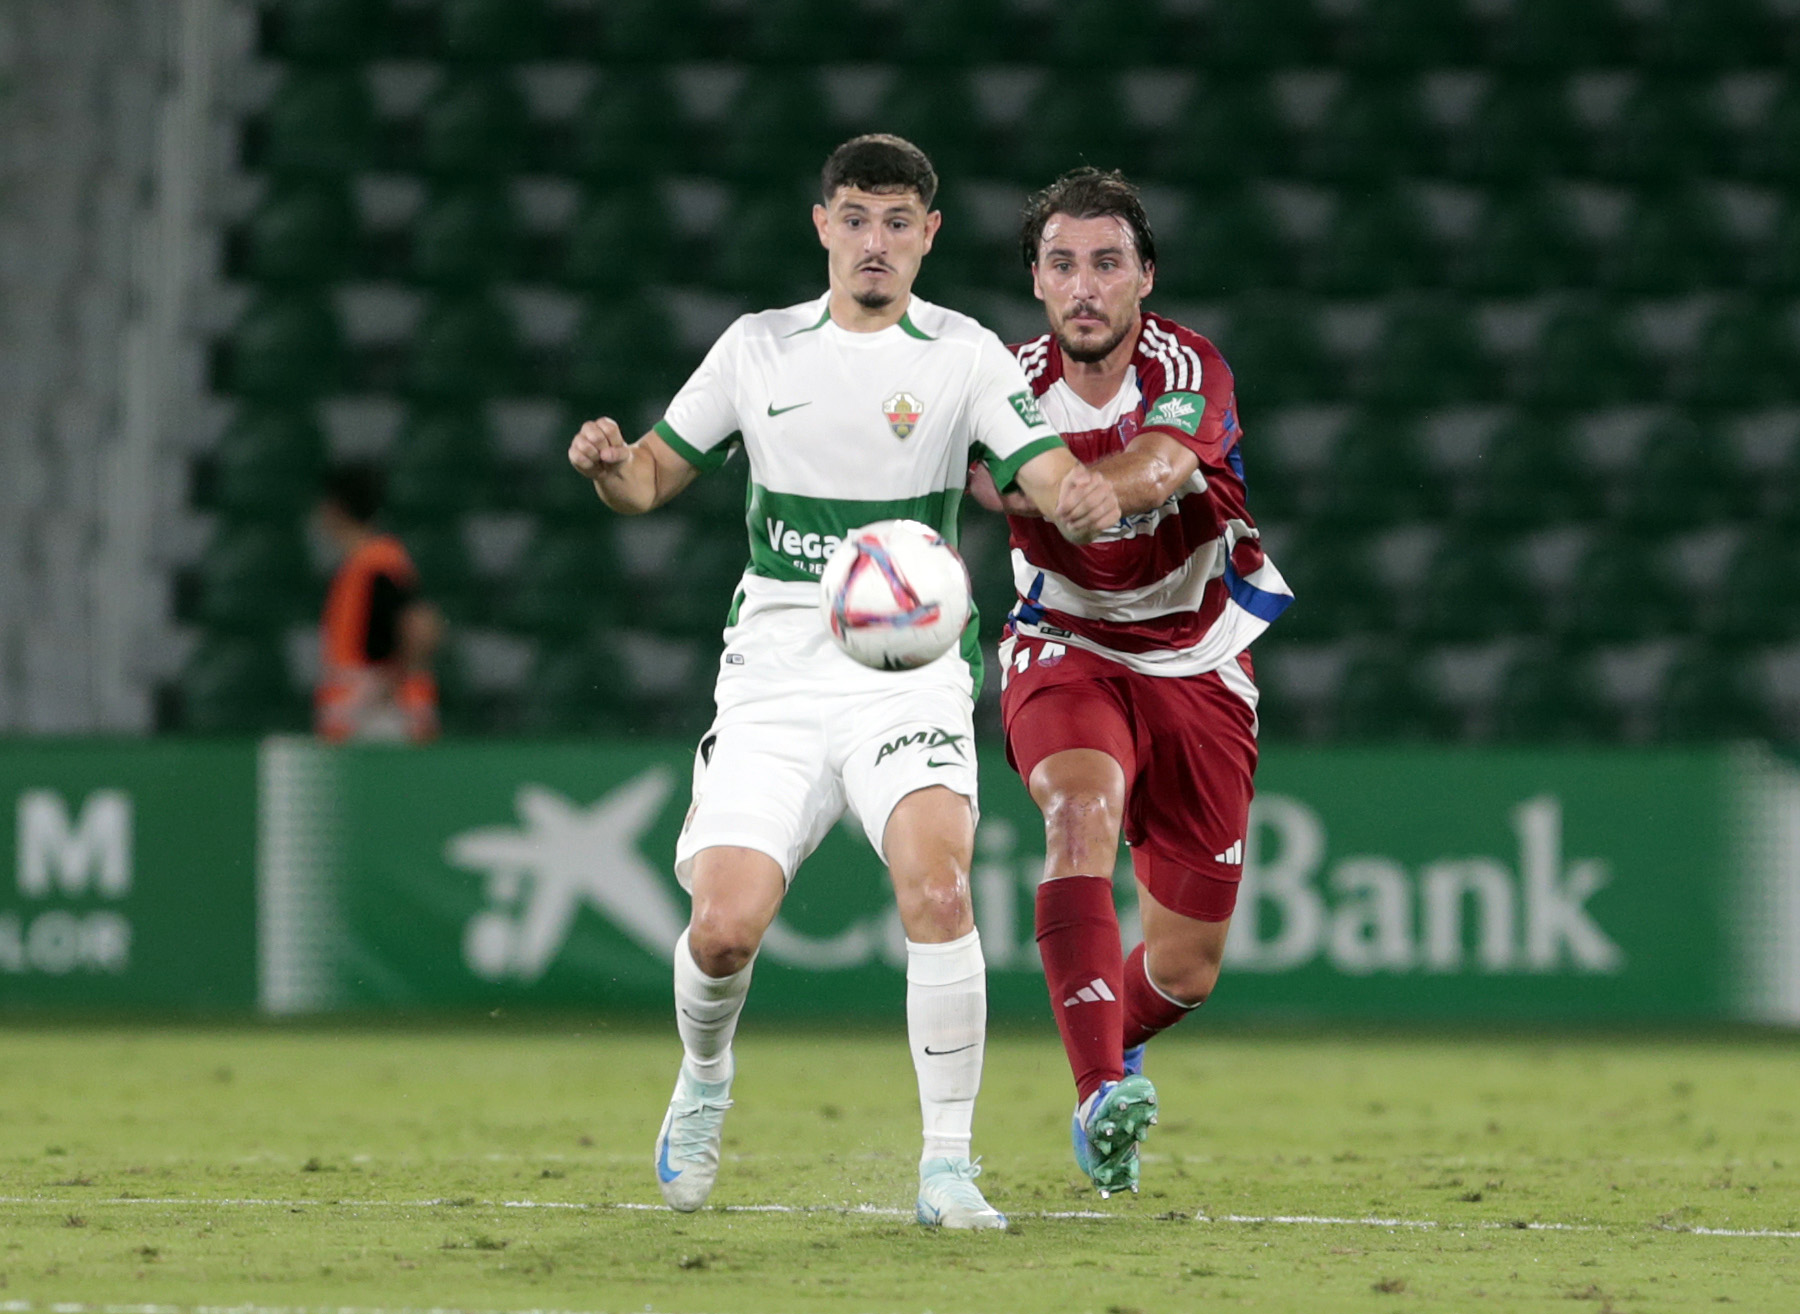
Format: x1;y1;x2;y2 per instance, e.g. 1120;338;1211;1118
1003;310;1292;678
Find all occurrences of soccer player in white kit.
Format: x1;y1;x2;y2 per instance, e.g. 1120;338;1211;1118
568;135;1120;1229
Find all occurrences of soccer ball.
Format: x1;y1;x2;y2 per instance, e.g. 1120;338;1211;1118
819;519;972;670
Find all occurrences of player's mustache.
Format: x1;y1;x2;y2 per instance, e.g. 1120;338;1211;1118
1067;301;1108;323
858;259;893;272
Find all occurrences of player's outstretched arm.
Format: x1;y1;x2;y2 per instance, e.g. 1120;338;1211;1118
1091;432;1202;518
568;418;699;515
1013;447;1121;544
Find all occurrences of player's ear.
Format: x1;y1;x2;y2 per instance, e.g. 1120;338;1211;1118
1140;259;1154;301
813;202;830;248
1030;262;1045;303
923;208;941;249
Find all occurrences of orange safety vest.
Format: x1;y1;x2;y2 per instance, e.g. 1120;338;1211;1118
315;534;438;743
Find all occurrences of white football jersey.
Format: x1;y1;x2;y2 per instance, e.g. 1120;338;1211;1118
655;292;1065;684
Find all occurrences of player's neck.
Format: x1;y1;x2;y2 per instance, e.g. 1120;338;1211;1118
826;287;911;334
1058;314;1142;410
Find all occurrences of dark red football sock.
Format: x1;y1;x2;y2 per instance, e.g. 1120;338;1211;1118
1035;875;1124;1104
1122;941;1199;1049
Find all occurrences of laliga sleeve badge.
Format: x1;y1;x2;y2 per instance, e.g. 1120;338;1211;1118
883;391;923;439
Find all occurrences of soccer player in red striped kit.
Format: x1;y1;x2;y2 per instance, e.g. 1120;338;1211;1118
970;168;1293;1196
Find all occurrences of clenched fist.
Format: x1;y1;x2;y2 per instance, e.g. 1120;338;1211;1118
1053;464;1121;544
568;416;630;481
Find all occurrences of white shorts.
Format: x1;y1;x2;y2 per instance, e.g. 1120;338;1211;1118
673;605;980;889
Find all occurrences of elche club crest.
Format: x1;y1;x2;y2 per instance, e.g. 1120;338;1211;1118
883;391;923;439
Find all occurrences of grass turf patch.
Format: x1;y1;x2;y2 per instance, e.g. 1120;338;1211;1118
0;1026;1795;1312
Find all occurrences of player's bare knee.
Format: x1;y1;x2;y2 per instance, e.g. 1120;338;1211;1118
686;908;761;977
1040;790;1120;864
1153;956;1219;1008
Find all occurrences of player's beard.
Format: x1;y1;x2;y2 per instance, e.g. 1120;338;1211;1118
1051;315;1123;360
852;288;895;310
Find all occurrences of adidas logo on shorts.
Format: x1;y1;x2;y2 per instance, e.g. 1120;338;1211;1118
1213;840;1244;865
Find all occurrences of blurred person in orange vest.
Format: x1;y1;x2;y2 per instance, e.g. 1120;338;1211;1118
314;462;443;742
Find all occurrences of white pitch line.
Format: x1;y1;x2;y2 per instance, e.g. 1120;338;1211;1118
3;1197;1795;1237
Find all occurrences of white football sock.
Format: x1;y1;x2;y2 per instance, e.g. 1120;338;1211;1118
906;928;987;1166
672;927;753;1085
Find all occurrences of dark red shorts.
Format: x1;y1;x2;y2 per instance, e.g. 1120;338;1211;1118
1000;635;1259;922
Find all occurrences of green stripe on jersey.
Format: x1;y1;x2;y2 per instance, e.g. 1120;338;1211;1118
745;485;963;583
980;432;1066;493
653;419;734;473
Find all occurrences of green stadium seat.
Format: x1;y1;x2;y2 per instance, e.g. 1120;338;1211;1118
711;187;827;302
1309;411;1444;527
393;522;483;627
1456;186;1591;295
1515;305;1650;410
1742;78;1800;184
1615;414;1745;530
418;73;528;177
1299;75;1437;181
409;181;518;288
265;0;385;64
1007;78;1145;183
1486;0;1626;69
1673;301;1800;409
1705;530;1800;645
516;638;632;738
1590;80;1724;185
1199;0;1324;69
1260;531;1386;641
406;293;519;401
1558;532;1682;643
1443;77;1584;184
208;406;329;517
1654;646;1778;743
1220;295;1335;407
562;184;678;292
642;529;751;639
1411;531;1539;643
177;636;306;735
437;0;545;63
1156;187;1291;297
1464;413;1603;528
919;187;1011;294
1332;649;1457;741
221;292;345;400
194;522;316;634
1355;300;1494;409
713;73;838;181
1763;200;1800;291
1307;188;1438;297
385;406;496;520
892;0;1011;64
255;70;376;175
494;525;618;638
1488;648;1617;743
1039;0;1163;67
565;297;684;410
865;72;987;179
1240;437;1302;521
1599;188;1740;296
741;0;868;62
587;0;705;60
1156;76;1293;184
569;71;685;179
240;180;357;287
1636;0;1772;71
1336;0;1478;69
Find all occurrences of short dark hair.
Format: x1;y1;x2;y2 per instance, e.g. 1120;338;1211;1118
821;134;938;210
321;461;384;524
1018;167;1157;272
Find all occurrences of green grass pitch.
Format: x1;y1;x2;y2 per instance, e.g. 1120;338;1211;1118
1;1024;1796;1313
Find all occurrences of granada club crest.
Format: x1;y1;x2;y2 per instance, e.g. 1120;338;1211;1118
883;391;923;439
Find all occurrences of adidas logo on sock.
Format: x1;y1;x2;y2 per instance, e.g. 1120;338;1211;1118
1213;839;1244;865
1062;977;1117;1007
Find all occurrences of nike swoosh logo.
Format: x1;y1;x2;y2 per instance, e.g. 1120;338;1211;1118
925;758;960;769
923;1043;977;1056
767;401;811;416
657;1134;682;1183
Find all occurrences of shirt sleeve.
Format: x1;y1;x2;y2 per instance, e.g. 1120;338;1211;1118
1141;338;1252;524
965;332;1066;492
652;318;744;473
